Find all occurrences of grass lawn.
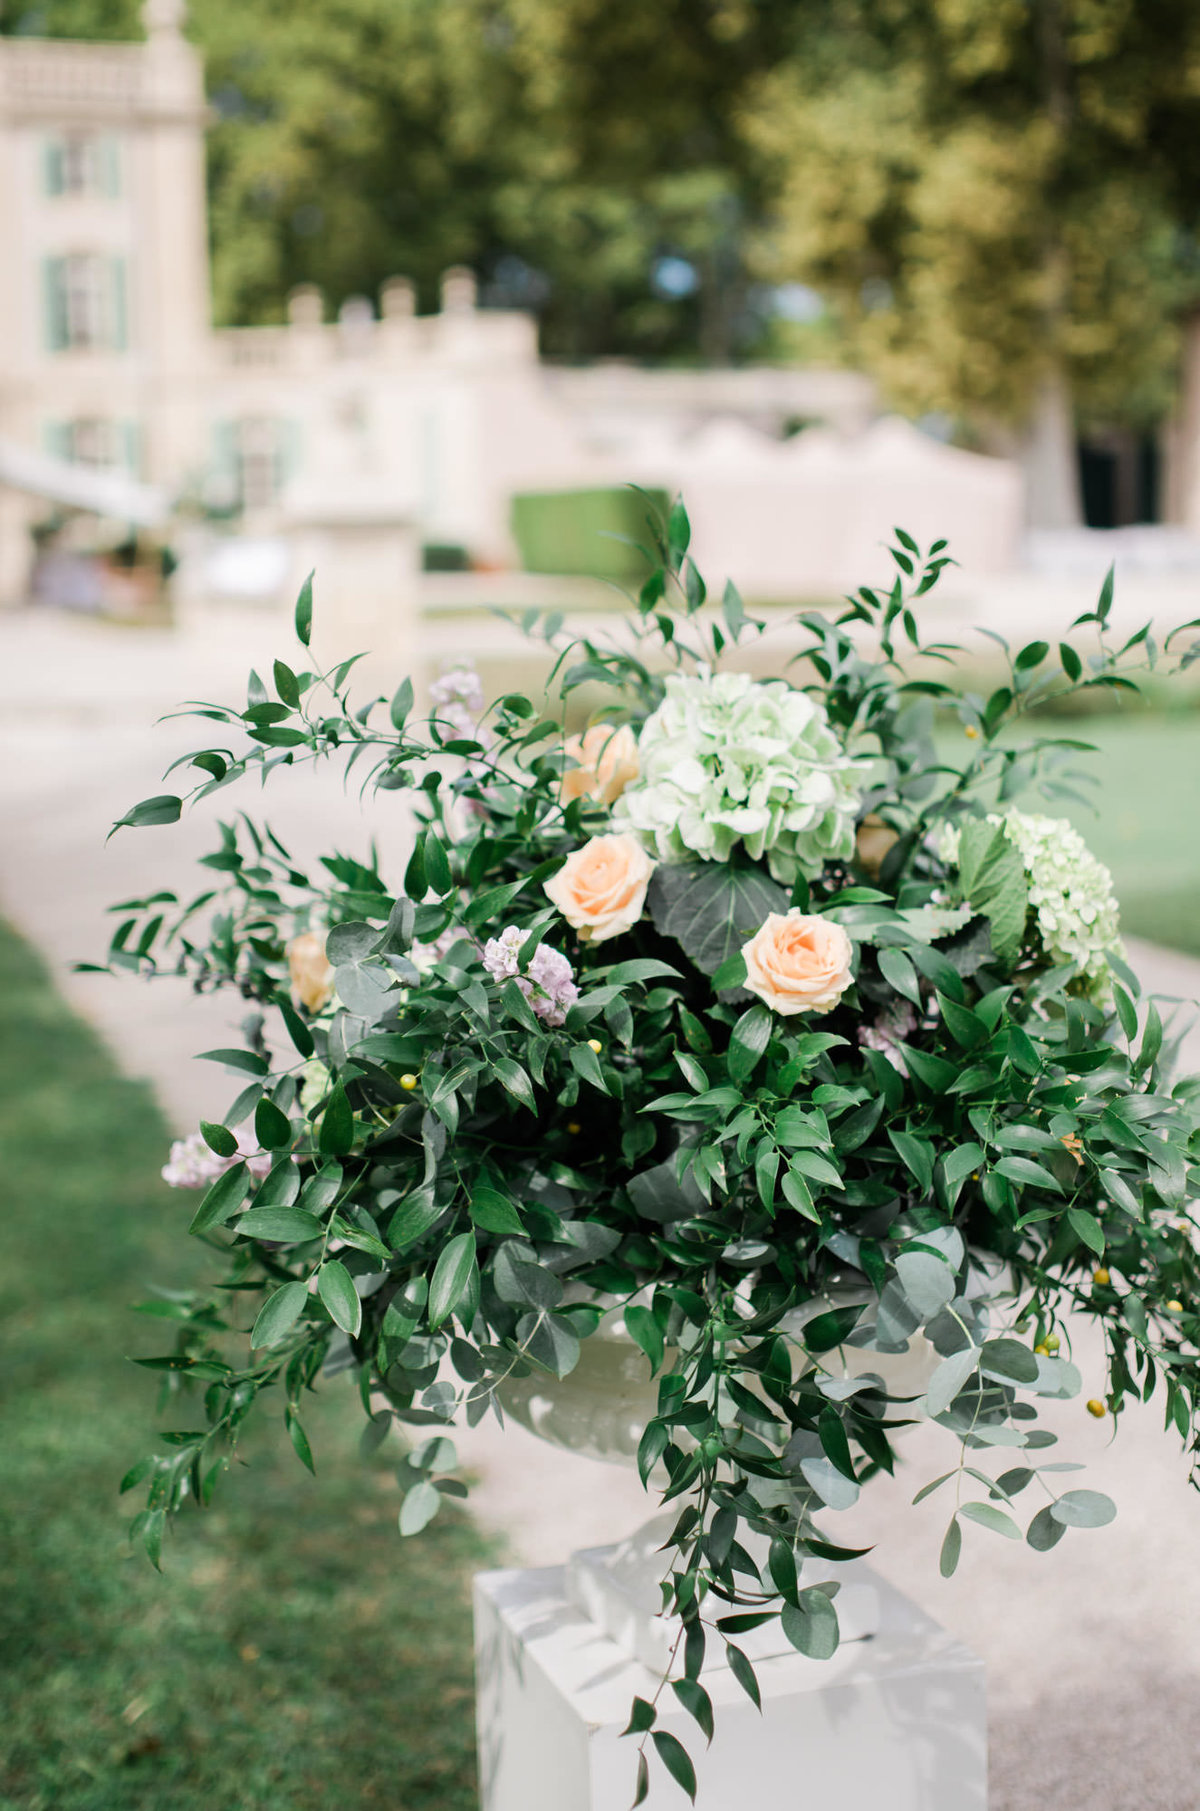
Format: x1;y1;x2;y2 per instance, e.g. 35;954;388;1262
0;920;491;1811
938;710;1200;960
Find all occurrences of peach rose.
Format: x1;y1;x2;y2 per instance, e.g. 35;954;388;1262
288;930;335;1013
741;910;854;1016
560;723;639;806
543;833;655;945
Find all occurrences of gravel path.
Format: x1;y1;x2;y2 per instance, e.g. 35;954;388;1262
3;606;1200;1807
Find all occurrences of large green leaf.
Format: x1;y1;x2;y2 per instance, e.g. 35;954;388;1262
429;1231;478;1327
955;819;1028;968
646;860;788;978
250;1281;308;1349
317;1258;361;1336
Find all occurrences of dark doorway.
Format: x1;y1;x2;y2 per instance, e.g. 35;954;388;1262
1078;430;1160;527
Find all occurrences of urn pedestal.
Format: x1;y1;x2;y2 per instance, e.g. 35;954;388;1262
474;1555;986;1811
473;1299;988;1808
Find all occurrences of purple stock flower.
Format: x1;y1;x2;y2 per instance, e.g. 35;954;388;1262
162;1129;273;1190
482;926;579;1027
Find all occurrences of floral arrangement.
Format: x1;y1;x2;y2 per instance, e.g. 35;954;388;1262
104;503;1200;1801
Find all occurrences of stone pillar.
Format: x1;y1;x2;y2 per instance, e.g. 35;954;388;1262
282;394;423;696
441;266;478;315
1162;311;1200;529
475;1535;987;1811
1020;365;1083;530
381;277;417;322
337;295;375;358
0;490;36;606
379;278;417;360
286;285;331;373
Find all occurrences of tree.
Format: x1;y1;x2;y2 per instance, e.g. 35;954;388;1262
743;0;1200;524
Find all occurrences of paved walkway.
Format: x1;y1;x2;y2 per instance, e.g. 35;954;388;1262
3;605;1200;1808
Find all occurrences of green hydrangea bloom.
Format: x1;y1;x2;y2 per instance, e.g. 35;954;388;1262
943;809;1123;994
614;670;868;884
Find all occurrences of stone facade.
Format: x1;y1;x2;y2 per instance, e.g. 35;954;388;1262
0;0;212;595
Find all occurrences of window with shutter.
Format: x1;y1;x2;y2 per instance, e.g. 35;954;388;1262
101;136;121;199
109;258;128;351
42;138;65;197
42;258;68;352
42;421;71;461
43;133;120;198
236;418;284;510
121;421;142;476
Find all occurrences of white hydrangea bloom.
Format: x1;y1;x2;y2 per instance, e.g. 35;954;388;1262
613;670;868;884
941;809;1123;994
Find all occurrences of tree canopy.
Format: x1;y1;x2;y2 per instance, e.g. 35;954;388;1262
745;0;1200;438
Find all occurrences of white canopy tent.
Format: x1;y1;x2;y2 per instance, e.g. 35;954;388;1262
618;415;1024;600
0;436;169;527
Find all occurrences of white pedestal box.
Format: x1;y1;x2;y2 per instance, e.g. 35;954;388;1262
475;1548;987;1811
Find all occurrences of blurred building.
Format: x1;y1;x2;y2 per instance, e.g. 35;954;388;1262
0;0;1029;610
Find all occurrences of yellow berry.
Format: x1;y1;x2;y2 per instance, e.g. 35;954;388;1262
567;1121;582;1136
1034;1344;1049;1357
1044;1333;1061;1353
1167;1300;1185;1314
1087;1399;1107;1418
587;1038;602;1055
965;724;979;739
1093;1267;1110;1287
399;1073;419;1091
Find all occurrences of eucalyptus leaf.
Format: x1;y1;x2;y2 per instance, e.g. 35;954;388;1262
925;1345;981;1417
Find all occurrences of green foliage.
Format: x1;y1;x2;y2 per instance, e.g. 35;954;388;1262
100;505;1200;1799
745;0;1200;431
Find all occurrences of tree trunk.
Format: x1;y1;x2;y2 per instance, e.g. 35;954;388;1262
1021;361;1084;530
1162;310;1200;528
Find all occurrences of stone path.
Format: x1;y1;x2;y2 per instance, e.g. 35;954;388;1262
3;605;1200;1808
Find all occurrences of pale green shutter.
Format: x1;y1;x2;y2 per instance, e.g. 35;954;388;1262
121;420;142;475
101;135;121;199
280;418;303;491
110;258;128;351
211;420;238;513
43;421;72;461
42;258;67;351
42;137;65;197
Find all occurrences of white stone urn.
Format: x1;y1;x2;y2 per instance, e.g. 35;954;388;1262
499;1286;939;1467
498;1286;940;1671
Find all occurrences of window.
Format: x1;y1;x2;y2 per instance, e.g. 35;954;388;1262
211;418;299;512
237;418;294;510
43;133;121;199
43;255;128;352
44;418;138;470
68;418;122;468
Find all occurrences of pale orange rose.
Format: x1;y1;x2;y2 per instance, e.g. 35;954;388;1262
543;833;655;945
288;930;335;1013
560;723;640;806
741;910;854;1016
855;814;899;877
